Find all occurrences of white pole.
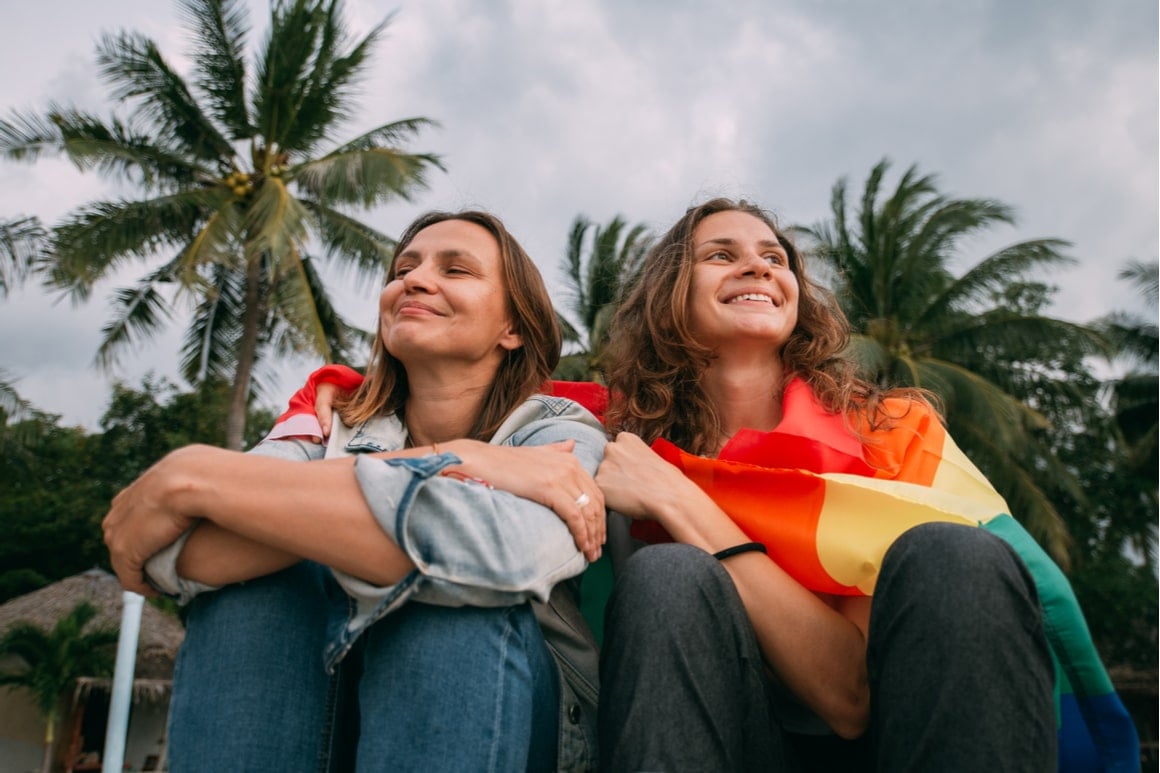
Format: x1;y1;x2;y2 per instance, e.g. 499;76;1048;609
103;591;143;773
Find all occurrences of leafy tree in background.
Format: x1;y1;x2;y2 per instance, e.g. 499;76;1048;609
0;375;276;604
0;0;442;449
555;214;652;381
797;159;1107;564
0;602;117;773
1100;260;1159;482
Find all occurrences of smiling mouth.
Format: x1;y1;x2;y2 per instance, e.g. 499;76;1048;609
398;302;442;315
726;293;774;304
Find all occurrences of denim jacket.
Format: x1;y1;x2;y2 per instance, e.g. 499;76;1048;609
146;394;606;771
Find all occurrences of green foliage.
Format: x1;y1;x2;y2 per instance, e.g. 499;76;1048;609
0;0;442;449
554;214;653;381
0;216;44;297
1098;260;1158;480
0;601;117;715
797;159;1109;564
0;375;276;603
0;601;118;771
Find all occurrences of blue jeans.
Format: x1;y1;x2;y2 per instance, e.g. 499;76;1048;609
168;562;559;772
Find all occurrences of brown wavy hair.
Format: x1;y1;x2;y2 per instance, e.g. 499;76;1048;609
336;210;561;441
601;198;931;454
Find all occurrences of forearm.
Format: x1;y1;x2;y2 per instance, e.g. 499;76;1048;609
169;445;414;586
176;522;300;585
652;478;871;738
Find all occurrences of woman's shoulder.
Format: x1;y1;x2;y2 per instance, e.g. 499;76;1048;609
490;393;607;448
518;393;605;428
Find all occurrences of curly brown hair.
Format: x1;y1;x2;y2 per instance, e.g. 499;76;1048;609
601;198;930;454
336;210;561;441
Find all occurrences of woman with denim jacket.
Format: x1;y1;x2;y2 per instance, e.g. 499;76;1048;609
102;210;607;772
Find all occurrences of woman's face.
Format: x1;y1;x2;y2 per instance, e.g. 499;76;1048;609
687;210;800;354
379;219;522;369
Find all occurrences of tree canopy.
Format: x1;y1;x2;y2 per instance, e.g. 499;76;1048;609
796;159;1109;563
0;0;443;448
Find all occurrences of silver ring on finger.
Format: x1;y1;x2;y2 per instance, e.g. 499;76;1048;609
574;492;591;508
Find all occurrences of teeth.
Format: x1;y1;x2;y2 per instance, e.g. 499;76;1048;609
728;293;772;304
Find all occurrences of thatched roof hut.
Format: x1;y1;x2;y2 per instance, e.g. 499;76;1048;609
0;569;184;700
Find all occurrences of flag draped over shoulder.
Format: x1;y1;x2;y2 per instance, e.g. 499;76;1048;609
272;368;1139;772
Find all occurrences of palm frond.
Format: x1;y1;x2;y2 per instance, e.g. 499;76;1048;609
94;272;176;370
182;0;254;138
560;216;592;326
258;5;391;152
47;190;223;300
0;369;35;425
0;216;46;296
244;176;310;263
916;358;1042;448
920;239;1074;326
96;30;234;160
1118;259;1159;303
268;247;331;360
300;199;394;283
172;205;243;290
294;144;442;206
267;252;364;363
179;262;244;384
0;110;65;162
557;311;583;348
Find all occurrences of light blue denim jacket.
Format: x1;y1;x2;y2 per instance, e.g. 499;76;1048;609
145;393;606;771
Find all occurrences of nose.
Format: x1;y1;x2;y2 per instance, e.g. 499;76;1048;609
735;251;772;278
401;262;435;292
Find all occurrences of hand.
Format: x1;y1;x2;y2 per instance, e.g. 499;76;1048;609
446;439;606;562
314;381;341;440
596;432;697;521
102;446;209;596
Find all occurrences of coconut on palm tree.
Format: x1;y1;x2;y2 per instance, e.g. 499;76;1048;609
0;0;443;449
555;214;652;382
0;602;117;773
797;159;1107;563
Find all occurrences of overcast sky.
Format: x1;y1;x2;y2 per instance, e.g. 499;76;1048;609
1;0;1156;430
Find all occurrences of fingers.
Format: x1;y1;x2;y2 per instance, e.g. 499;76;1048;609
559;479;605;562
316;382;338;438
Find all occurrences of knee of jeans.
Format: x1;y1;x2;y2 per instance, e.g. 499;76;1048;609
609;543;724;616
880;522;1033;605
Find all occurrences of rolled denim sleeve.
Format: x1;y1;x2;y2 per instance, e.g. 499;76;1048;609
333;397;606;627
142;438;325;604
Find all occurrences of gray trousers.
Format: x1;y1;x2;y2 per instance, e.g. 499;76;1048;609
597;522;1057;772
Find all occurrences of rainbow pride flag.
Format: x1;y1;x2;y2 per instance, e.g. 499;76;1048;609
629;379;1139;772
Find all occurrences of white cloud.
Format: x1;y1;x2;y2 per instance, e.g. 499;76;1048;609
1;0;1155;428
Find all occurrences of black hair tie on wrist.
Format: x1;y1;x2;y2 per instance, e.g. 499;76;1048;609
712;541;767;561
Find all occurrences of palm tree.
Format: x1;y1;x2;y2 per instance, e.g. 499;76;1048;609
555;214;652;381
0;602;118;773
797;159;1107;563
0;0;442;449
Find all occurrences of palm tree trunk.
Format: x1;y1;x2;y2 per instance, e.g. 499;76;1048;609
226;254;265;451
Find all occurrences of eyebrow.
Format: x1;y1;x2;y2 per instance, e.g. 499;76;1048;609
396;248;481;262
695;237;785;251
